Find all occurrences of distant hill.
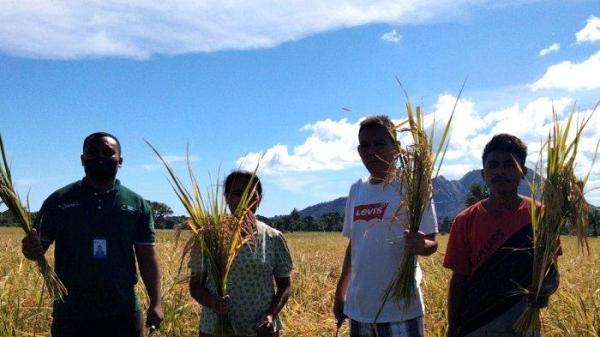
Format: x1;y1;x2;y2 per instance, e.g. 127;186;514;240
298;168;540;219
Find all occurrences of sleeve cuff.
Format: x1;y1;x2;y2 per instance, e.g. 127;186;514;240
134;242;156;246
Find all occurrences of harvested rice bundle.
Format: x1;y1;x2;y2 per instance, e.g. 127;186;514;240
147;142;258;337
375;82;460;320
0;133;67;301
514;108;596;337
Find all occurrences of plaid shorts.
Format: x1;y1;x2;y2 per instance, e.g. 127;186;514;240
350;317;423;337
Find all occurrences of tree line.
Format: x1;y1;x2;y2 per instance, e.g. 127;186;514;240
2;186;600;236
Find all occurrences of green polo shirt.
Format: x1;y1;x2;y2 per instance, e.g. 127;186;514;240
35;178;155;319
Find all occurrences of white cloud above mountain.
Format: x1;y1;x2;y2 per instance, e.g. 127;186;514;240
237;94;600;187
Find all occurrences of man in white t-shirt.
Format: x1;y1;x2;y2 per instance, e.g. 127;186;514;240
333;115;438;337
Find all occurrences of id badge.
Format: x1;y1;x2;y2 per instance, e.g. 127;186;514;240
92;238;108;259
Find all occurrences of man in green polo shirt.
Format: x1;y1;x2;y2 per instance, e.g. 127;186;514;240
21;132;163;337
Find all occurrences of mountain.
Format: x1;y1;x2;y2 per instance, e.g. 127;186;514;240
298;197;347;218
298;169;540;219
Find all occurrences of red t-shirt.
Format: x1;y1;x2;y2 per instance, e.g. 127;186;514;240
443;197;533;278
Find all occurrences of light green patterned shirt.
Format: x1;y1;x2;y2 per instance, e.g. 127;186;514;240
189;221;293;336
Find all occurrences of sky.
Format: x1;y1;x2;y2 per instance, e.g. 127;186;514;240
1;0;600;217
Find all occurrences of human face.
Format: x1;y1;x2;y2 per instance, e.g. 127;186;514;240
482;150;526;196
357;125;397;182
80;136;122;179
226;177;261;214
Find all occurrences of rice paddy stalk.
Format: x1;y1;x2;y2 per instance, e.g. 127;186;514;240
514;106;597;337
374;79;464;322
146;141;260;337
0;133;67;302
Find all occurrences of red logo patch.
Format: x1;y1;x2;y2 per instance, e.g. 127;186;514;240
353;203;389;222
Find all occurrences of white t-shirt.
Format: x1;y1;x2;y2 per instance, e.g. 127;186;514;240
342;177;438;323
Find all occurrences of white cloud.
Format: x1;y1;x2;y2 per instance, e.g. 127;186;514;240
236;95;600;206
0;0;530;59
438;163;476;180
530;50;600;91
538;43;560;56
237;118;360;174
576;16;600;43
423;94;482;160
381;29;402;43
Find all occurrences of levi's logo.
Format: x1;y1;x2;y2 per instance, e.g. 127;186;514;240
353;203;389;222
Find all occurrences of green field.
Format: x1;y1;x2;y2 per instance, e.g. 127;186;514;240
1;228;598;336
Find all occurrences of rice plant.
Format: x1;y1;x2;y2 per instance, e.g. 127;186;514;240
146;141;259;337
375;80;462;321
514;107;598;337
0;133;67;302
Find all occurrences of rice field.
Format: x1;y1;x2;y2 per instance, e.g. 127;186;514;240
0;227;598;337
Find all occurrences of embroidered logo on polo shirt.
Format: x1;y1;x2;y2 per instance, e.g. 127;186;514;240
58;201;79;209
353;203;389;222
121;204;139;213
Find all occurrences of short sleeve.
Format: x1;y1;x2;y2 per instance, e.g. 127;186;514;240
34;197;57;246
134;199;156;245
443;215;472;276
342;183;356;238
272;233;293;278
418;201;438;235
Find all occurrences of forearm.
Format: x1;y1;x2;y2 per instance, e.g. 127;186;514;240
418;234;438;256
335;241;352;301
421;239;438;256
447;273;467;335
267;277;291;317
136;246;162;305
189;273;216;307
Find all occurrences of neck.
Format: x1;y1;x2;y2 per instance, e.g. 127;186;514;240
368;175;385;184
486;192;521;212
86;177;116;193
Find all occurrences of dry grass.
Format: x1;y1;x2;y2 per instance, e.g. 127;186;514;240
0;228;599;337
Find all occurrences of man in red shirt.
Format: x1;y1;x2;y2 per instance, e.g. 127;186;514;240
444;134;559;337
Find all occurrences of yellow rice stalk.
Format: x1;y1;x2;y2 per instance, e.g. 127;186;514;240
514;107;596;337
0;133;67;302
146;141;259;337
375;80;462;320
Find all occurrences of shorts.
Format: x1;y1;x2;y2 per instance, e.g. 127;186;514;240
350;317;423;337
51;311;143;337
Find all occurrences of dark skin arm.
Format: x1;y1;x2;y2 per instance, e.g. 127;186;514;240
405;231;438;256
189;272;230;314
135;245;164;330
256;276;292;333
333;240;352;324
447;272;468;337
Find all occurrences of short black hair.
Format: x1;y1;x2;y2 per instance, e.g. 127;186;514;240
224;170;263;197
83;132;122;156
482;134;527;167
358;115;397;142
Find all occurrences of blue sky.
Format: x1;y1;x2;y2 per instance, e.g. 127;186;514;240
1;0;599;216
